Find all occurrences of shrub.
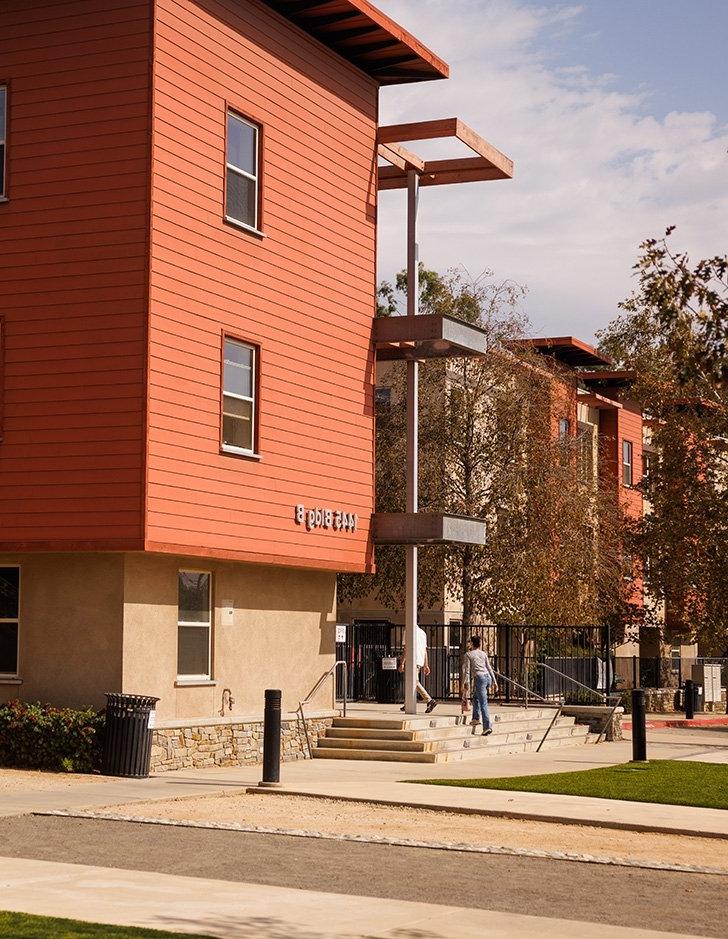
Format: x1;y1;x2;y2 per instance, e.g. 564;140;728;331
0;700;105;773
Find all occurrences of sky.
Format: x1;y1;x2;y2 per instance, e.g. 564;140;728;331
375;0;728;341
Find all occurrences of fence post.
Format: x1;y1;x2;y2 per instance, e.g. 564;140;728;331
604;624;612;693
632;655;637;689
504;626;511;704
260;689;282;787
631;688;647;762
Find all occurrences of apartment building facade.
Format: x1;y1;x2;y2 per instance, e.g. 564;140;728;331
0;0;451;719
339;337;655;649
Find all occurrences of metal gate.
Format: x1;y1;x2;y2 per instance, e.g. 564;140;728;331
337;621;613;703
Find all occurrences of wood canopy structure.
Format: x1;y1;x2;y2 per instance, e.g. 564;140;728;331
378;118;514;190
261;0;449;84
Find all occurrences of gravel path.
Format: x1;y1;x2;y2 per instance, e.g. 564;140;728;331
103;790;728;870
0;768;111;793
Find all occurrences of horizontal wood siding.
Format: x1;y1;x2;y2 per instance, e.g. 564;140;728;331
0;0;150;549
147;0;377;572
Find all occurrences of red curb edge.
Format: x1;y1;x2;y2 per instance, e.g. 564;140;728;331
623;717;728;730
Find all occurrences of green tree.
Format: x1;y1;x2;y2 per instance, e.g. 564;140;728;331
599;231;728;653
340;268;628;630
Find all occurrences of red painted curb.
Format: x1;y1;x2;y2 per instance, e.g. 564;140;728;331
623;717;728;730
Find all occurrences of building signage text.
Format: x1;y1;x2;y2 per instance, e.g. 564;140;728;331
295;504;359;533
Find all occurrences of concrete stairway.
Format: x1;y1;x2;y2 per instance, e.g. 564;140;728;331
312;708;597;763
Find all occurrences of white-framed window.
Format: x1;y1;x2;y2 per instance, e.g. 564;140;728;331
222;337;256;455
0;566;19;677
0;86;7;198
177;571;212;680
225;110;259;232
622;439;633;487
558;418;570;438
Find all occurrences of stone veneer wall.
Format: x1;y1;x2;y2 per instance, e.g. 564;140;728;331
150;716;333;773
560;706;624;741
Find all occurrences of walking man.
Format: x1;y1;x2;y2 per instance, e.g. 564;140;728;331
462;635;498;735
399;623;437;714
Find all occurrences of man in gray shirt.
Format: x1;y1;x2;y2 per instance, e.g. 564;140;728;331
461;636;498;735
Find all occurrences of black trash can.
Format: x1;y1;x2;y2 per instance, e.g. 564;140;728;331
376;656;402;704
102;693;160;778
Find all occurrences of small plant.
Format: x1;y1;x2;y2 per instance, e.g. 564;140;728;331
563;689;601;706
0;700;105;773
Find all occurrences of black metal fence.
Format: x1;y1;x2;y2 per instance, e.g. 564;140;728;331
337;622;613;703
612;656;728;691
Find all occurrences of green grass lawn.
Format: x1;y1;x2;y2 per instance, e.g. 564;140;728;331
412;760;728;810
0;912;212;938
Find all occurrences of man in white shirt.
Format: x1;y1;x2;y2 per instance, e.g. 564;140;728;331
398;624;437;714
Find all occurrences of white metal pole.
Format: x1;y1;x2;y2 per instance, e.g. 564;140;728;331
404;170;419;715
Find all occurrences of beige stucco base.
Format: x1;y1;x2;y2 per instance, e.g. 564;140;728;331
0;552;337;721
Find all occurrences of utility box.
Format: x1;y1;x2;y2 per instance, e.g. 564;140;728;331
691;664;722;711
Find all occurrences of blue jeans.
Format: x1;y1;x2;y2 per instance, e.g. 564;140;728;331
472;674;492;729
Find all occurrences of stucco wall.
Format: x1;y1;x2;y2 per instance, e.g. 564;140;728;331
123;553;337;720
0;553;124;709
0;552;336;719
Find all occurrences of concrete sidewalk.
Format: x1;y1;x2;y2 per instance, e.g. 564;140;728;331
1;720;726;837
0;856;706;939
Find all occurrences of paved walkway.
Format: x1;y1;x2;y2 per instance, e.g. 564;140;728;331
0;844;714;938
1;712;726;837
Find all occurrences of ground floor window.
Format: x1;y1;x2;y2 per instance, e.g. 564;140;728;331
177;571;212;680
0;567;19;676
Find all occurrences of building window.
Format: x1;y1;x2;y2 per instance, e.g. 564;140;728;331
643;451;655;484
0;86;6;197
558;418;570;438
375;387;391;409
0;567;19;676
577;421;594;482
222;337;256;454
177;571;212;680
225;111;259;231
622;439;633;486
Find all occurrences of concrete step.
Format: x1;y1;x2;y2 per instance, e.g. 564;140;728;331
318;724;586;756
316;708;593;763
323;717;577;746
331;709;555;733
312;728;593;763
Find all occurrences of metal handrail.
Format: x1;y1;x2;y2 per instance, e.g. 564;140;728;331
537;662;608;705
494;671;556;707
298;660;348;758
493;671;562;751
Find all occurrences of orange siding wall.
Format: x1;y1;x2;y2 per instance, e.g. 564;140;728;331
146;0;377;572
599;398;644;604
0;0;150;548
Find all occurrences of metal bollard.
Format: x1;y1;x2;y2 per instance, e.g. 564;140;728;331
684;679;695;720
631;688;647;762
260;688;282;787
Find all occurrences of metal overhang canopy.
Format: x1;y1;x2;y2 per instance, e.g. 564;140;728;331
372;513;487;547
377;118;514;189
373;313;489;361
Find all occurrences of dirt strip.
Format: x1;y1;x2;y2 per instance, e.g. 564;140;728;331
100;790;728;872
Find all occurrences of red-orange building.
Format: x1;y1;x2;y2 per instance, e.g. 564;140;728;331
0;0;449;720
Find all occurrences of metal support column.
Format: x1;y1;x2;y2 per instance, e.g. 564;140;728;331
404;170;420;715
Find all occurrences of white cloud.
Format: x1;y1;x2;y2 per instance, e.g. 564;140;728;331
376;0;728;339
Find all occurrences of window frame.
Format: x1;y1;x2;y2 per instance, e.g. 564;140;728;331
224;108;262;236
558;418;571;438
176;569;213;682
0;565;20;679
622;439;634;487
0;82;8;201
220;334;259;458
577;421;595;483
